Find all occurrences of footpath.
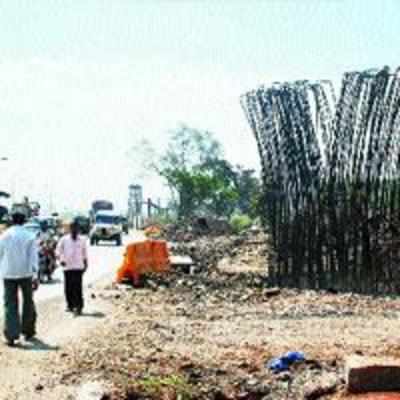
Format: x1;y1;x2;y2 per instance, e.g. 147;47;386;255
0;232;143;400
0;274;115;400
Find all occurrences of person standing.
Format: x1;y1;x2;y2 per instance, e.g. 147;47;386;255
56;221;88;316
0;211;39;346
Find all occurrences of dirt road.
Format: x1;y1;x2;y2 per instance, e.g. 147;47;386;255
0;232;144;400
0;234;131;306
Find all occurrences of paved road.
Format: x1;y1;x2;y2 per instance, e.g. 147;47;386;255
0;232;144;307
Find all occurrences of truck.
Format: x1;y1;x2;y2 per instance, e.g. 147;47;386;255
89;210;123;246
90;200;114;222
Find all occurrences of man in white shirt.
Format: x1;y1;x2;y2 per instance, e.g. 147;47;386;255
0;212;39;346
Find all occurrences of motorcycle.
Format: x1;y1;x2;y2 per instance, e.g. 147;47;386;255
38;233;58;283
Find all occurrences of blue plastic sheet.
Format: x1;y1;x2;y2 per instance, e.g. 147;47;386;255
267;351;306;373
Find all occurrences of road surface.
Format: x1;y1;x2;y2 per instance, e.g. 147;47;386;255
0;232;146;400
0;232;145;309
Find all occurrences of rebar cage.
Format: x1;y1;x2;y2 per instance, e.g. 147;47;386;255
242;67;400;294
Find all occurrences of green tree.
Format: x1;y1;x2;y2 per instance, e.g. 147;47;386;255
200;158;239;216
232;166;261;218
158;125;241;219
201;159;261;217
130;124;262;221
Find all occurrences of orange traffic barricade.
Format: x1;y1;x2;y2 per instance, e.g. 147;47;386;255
116;239;170;285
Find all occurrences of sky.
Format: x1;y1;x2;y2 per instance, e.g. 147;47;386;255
0;0;399;214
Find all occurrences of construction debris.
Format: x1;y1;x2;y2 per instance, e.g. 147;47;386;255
170;229;268;274
162;217;232;242
22;226;400;399
39;259;400;400
303;373;338;399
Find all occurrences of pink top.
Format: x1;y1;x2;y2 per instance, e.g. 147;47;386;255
56;235;88;271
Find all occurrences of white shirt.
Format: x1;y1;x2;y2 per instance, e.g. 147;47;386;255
56;235;88;271
0;225;39;279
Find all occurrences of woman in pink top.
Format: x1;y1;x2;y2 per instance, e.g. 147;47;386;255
56;221;88;316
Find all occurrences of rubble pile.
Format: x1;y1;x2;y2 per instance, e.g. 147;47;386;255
31;227;400;399
46;282;351;400
39;267;400;400
217;227;270;274
171;236;242;272
170;226;269;274
162;217;232;243
121;272;400;319
136;271;268;306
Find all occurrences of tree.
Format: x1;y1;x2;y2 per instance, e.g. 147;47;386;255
130;124;262;221
158;125;227;218
231;166;261;218
160;124;222;172
200;158;239;217
201;159;261;218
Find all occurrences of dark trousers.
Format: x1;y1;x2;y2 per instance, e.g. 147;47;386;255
64;270;84;311
3;278;37;341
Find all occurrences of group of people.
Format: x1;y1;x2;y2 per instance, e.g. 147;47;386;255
0;211;88;346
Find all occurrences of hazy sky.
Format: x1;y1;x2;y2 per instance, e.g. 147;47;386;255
0;0;399;213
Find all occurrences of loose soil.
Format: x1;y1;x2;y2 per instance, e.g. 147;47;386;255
2;235;400;399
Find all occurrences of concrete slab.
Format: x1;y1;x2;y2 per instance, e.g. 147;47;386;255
170;255;194;266
346;355;400;394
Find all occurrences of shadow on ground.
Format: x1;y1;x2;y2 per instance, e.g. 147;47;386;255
79;311;106;318
39;278;62;285
16;337;60;351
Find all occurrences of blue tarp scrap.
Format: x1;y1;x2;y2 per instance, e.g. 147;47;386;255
267;351;306;373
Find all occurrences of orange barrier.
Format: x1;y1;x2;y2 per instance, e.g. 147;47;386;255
116;239;170;285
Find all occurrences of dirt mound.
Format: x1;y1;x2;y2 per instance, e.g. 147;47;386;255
162;217;233;242
169;227;269;274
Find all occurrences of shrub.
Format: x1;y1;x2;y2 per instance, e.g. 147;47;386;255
230;213;252;234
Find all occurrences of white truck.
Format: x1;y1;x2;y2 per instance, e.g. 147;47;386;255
89;210;123;246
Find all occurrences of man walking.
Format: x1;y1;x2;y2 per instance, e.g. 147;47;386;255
0;211;39;346
56;221;88;316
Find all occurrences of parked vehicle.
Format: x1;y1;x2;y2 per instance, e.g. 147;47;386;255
119;215;129;234
74;215;91;235
89;210;122;246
